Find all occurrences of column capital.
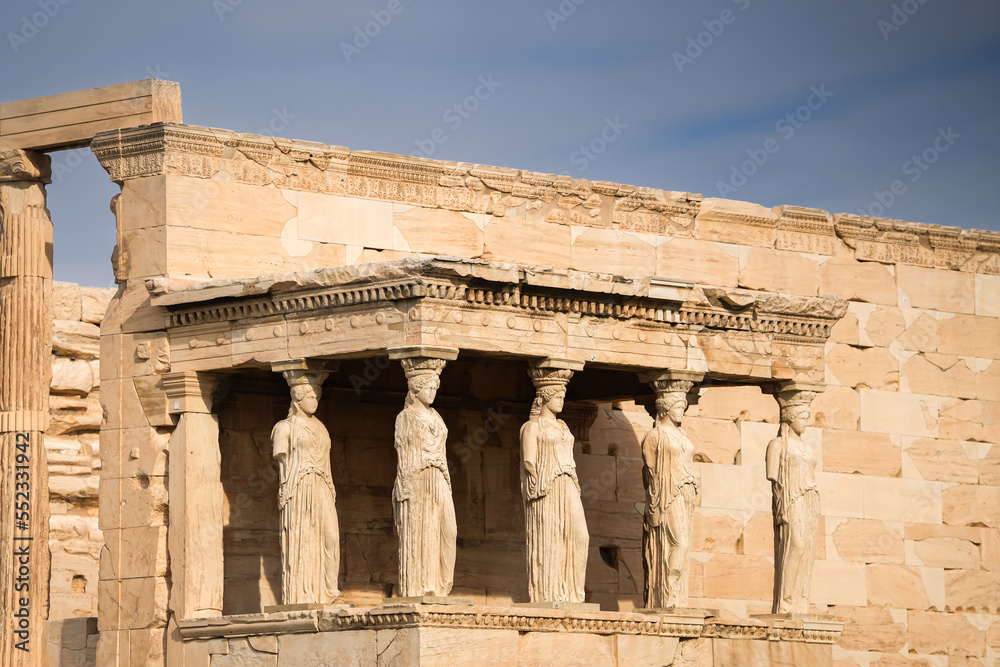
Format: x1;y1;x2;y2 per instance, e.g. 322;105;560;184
530;357;585;372
271;358;338;387
162;371;230;414
0;149;50;183
763;380;826;397
637;369;704;390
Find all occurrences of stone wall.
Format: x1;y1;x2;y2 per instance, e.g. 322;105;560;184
47;282;116;620
88;123;1000;665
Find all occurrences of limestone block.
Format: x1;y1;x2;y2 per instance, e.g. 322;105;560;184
698;463;771;513
937;314;1000;359
808;559;867;606
80;286;116;324
905;438;978;484
830;311;859;345
982;443;1000;486
938;399;997;443
945;570;1000;612
419;627;519;664
741;511;775;557
897;265;975;314
913;537;980;569
942;485;1000;528
984;529;1000;572
713;637;831;666
576;452;617;502
903;355;976;399
53;281;82;320
211;637;277;666
832;519;904;564
118;576;168;629
820;258;897;306
53;319;101;358
860;389;939;438
864;306;906;347
392;206;484;256
615;635;679;665
48;470;99;502
816;472;865;519
831;605;906;652
976;273;1000;317
276;630;376;666
696;198;779;246
51;356;95;396
739;247;820;297
738;421;778;469
656;237;739;287
483;218;572;269
683;416;741;464
692;509;742;554
571;228;655;277
897;312;938;353
701;553;774;601
863;477;941;523
810;386;860;430
826;344;898;390
696;329;772;378
822;430;900;477
978;361;1000;402
48;394;103;435
519;632;615;666
615;455;645;504
907;610;986;656
867;563;931;610
298;191;394;249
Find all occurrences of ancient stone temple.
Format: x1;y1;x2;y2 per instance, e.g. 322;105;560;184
1;81;999;666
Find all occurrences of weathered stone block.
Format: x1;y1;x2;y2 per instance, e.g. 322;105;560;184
739;247;820;296
897;264;975;314
907;610;985;656
867;564;930;610
832;519;904;564
820;258;897;306
822;430;900;477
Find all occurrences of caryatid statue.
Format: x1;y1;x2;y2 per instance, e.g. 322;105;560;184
521;361;589;603
271;360;340;605
392;355;457;597
639;371;702;609
766;382;823;614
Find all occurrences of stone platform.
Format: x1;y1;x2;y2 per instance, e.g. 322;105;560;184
178;604;842;666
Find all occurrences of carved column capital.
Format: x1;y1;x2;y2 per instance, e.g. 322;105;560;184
162;371;230;414
271;358;338;388
638;369;704;397
0;149;51;183
765;380;825;414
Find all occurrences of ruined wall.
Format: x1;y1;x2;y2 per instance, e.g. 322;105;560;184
90;123;1000;665
47;282;115;620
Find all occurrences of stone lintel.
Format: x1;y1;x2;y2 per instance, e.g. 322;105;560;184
1;79;182;152
162;370;229;414
387;345;459;361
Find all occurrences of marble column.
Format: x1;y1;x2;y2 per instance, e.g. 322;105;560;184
270;359;340;606
0;149;52;667
387;346;459;600
521;358;588;604
162;371;228;665
636;370;703;610
764;380;824;615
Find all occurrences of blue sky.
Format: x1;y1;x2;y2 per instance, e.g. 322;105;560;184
2;0;998;287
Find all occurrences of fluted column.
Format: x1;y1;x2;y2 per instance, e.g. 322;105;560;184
0;150;52;667
0;150;53;667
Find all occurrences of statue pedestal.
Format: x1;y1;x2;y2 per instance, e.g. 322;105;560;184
177;604;842;666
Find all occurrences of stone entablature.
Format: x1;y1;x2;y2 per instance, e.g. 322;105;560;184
91;123;1000;275
147;257;846;382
